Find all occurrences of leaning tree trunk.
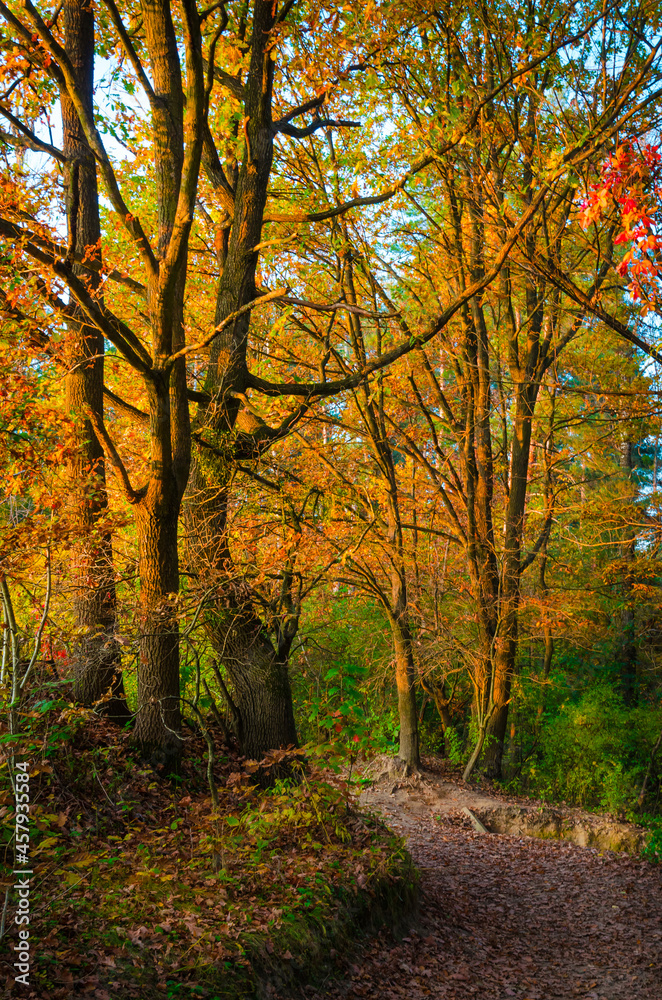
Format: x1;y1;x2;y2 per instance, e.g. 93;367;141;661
62;0;128;722
482;382;537;778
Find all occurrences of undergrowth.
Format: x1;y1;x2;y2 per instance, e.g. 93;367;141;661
0;710;416;999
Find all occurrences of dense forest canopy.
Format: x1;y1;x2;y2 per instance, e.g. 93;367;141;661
0;0;662;814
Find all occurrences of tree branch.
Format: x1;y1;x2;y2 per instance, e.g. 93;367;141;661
0;216;146;297
274;115;361;139
534;259;662;368
234;401;309;459
17;0;158;276
166;287;287;366
0;105;66;161
86;409;143;503
99;0;157;108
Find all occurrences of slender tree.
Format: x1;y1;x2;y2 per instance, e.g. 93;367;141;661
62;0;129;721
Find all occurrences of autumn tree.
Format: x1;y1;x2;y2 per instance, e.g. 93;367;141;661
61;0;129;720
244;0;662;774
1;0;660;765
0;0;203;760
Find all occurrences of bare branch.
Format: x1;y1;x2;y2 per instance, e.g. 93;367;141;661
0;105;66;161
274;115;361;139
166;287;287;366
86;408;143;503
18;0;158;276
535;259;662;369
99;0;157;108
278;292;398;319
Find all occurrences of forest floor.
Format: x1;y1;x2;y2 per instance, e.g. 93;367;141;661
280;759;662;1000
0;719;417;999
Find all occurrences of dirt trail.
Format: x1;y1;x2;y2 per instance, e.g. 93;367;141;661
289;765;662;1000
359;765;505;828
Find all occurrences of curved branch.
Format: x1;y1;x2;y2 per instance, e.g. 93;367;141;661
536;259;662;368
274;116;361;139
0;105;66;161
87;409;143;503
0;217;146;298
234;401;309;459
18;0;158;276
166;287;287;366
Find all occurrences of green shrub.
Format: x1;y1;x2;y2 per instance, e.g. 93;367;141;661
516;685;662;814
640;815;662;863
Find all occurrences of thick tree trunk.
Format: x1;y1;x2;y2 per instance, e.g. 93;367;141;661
62;0;128;722
183;0;299;759
124;0;195;760
234;662;297;762
133;479;181;762
213;628;297;761
185;456;299;760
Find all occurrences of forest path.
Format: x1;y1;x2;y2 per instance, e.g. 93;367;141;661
292;768;662;1000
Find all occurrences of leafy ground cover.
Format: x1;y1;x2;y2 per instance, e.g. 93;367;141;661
0;715;417;999
291;778;662;1000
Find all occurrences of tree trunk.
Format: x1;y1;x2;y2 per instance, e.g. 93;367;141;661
537;413;555;719
392;621;419;769
216;634;297;761
185;455;299;760
483;381;538;777
481;648;513;777
133;477;182;763
618;437;638;706
62;0;128;722
124;0;195;760
183;0;300;759
463;719;489;782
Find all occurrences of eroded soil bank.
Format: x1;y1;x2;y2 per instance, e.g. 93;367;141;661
360;759;651;854
275;762;662;1000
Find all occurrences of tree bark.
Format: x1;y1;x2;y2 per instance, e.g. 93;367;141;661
133;471;182;760
184;0;300;759
482;383;538;777
217;635;297;762
185;452;299;760
392;615;420;769
62;0;128;722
